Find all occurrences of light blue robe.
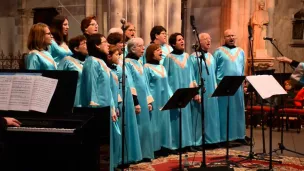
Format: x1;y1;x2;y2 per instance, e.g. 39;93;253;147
140;44;173;65
115;64;143;163
213;46;245;142
190;52;221;144
26;50;57;70
163;52;196;149
125;58;154;159
144;63;173;151
49;40;73;65
80;56;120;171
57;56;83;107
109;68;122;168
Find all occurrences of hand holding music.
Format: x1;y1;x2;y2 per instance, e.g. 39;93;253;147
194;94;201;103
112;111;118;122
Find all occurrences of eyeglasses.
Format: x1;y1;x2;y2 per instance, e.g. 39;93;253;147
45;32;52;36
89;23;98;27
101;40;108;44
160;32;168;36
127;29;136;32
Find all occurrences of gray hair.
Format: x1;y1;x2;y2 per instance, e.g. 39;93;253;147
108;27;123;34
127;37;144;53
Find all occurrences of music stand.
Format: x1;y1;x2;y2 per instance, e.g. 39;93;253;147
210;76;245;168
161;87;199;171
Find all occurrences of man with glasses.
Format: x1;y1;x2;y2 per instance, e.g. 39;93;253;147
141;26;173;65
213;29;246;143
190;33;221;149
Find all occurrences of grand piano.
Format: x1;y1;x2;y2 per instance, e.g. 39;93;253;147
0;70;110;171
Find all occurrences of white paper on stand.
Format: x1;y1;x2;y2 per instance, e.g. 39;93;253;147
8;75;35;111
30;76;58;113
0;76;13;110
246;75;287;99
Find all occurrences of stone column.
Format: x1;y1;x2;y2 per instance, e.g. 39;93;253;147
109;0;124;28
168;0;182;34
127;0;138;35
154;0;166;26
230;0;239;33
266;0;275;57
142;0;154;45
86;0;96;16
220;0;231;44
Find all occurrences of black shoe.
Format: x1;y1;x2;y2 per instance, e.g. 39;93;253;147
193;146;202;151
141;158;152;162
187;146;197;152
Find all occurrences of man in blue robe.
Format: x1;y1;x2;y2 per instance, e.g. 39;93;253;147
190;33;221;147
213;29;246;142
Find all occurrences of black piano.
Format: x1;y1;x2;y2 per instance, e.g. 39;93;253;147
0;70;110;171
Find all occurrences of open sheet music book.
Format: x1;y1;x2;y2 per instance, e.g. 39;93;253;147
246;75;287;99
0;75;58;113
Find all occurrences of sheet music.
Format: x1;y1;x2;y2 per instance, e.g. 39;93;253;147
246;75;287;99
30;76;58;113
0;76;13;110
8;75;34;111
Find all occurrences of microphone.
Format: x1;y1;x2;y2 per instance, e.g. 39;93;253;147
248;25;253;38
190;15;196;29
120;18;126;25
263;37;275;41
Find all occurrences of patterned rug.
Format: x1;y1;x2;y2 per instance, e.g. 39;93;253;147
128;149;304;171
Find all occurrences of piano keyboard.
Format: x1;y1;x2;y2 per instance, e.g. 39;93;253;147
7;127;75;134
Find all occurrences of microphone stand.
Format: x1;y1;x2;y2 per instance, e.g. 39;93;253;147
120;21;127;170
189;19;209;170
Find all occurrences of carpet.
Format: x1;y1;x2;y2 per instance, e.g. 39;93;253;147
128;149;304;171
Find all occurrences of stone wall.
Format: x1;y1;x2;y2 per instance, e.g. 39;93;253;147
273;0;304;73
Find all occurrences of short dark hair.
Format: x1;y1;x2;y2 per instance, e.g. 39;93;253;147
150;26;166;42
87;33;105;57
68;35;87;54
169;33;183;47
145;44;161;63
107;32;123;45
50;15;68;44
81;16;96;33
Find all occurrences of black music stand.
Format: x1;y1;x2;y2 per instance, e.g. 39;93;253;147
209;76;245;168
161;87;199;171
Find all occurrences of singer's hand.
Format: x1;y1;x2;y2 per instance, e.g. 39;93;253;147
194;95;201;103
277;56;292;64
135;105;141;114
112;111;118;122
148;104;153;111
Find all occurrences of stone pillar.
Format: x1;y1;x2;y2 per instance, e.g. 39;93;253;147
230;0;239;33
86;0;96;16
154;0;166;26
142;0;154;44
168;0;182;34
109;0;124;28
220;0;231;44
96;0;104;33
127;0;138;36
267;0;275;57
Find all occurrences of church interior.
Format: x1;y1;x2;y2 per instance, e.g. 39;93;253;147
1;0;304;170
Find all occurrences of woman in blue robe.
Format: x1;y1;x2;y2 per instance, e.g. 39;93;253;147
163;33;199;150
58;35;87;107
125;38;154;160
189;33;221;145
107;33;143;163
49;15;73;65
144;44;173;152
80;34;119;171
26;23;56;70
